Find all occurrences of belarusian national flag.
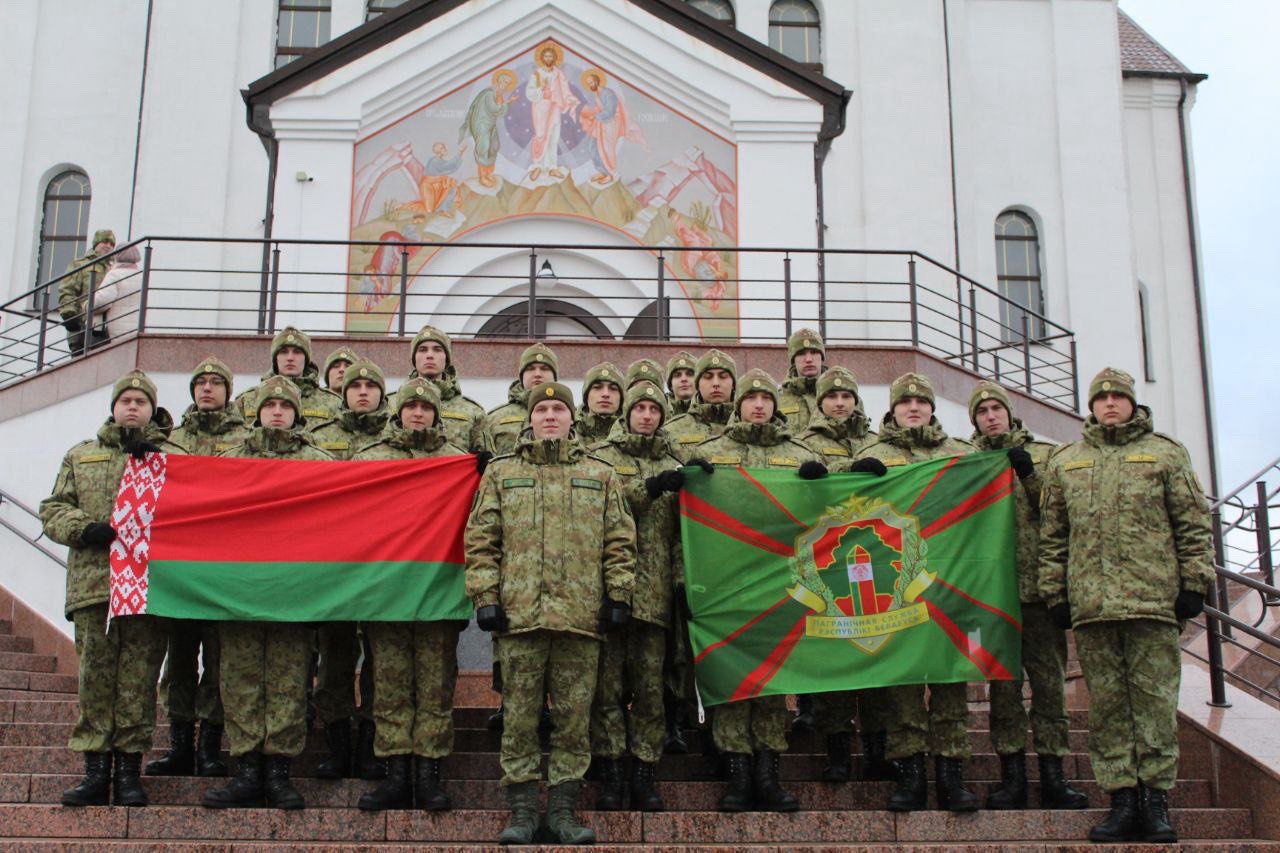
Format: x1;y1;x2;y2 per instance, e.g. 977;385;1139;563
680;452;1020;706
109;453;477;622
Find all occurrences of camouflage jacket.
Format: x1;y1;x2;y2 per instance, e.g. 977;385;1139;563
40;419;170;617
1038;406;1213;628
234;366;341;426
351;421;465;460
668;394;692;417
308;407;391;460
163;404;250;457
218;425;333;461
407;366;491;452
465;433;636;640
972;423;1056;603
850;416;974;468
57;250;111;322
693;417;822;473
485;380;531;455
776;373;818;433
664;400;733;462
798;411;875;464
589;422;683;628
575;407;620;445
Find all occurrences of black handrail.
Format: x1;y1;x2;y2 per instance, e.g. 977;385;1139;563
0;488;65;568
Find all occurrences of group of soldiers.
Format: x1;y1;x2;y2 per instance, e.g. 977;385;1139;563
40;322;1212;845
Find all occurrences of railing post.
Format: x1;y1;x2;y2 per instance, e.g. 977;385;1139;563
1211;509;1234;640
955;278;965;360
397;249;409;337
817;249;827;341
82;269;98;355
1021;314;1032;393
783;254;793;338
1069;339;1081;413
1206;508;1232;706
907;256;919;348
266;244;281;335
656;253;666;340
136;243;153;335
528;249;538;337
967;286;978;371
35;283;49;372
1256;482;1278;602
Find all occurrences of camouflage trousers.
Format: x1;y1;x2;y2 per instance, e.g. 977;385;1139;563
219;621;310;758
989;602;1070;757
1074;619;1181;792
368;620;461;759
590;620;667;763
315;622;374;724
815;687;892;737
886;682;970;760
69;605;165;754
157;619;222;724
712;695;788;754
497;630;599;787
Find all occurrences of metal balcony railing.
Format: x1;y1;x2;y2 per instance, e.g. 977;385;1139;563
0;487;65;568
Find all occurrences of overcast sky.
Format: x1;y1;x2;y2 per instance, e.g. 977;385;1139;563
1117;0;1280;494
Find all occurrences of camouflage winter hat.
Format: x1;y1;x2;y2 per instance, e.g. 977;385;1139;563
112;369;157;408
341;358;386;397
393;377;441;417
254;376;303;420
696;349;737;383
968;380;1015;427
271;326;313;365
527;381;575;414
787;328;825;362
1088;367;1136;407
323;345;359;381
581;362;624;406
91;229;116;247
626;358;664;388
735;368;780;410
816;366;860;405
889;372;936;408
519;343;559;379
625;379;669;425
410;325;453;368
189;356;234;400
666;351;697;388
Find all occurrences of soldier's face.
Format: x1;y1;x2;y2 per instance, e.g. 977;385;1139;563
629;400;663;435
113;390;153;429
794;350;823;378
670;368;695;399
821;390;857;421
522;362;555;390
193;374;227;412
275;346;306;378
893;396;932;428
260;398;296;430
414;342;447;379
95;240;115;255
587;381;620;415
400;400;436;430
326;361;349;390
346;379;382;414
699;369;733;403
740;391;775;424
1091;392;1134;426
974;399;1011;436
531;399;573;439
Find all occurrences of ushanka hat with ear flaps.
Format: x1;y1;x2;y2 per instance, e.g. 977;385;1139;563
527;381;575;413
626;358;664;389
816;366;860;405
188;356;234;400
580;362;623;406
394;377;442;416
666;351;696;388
92;229;116;247
735;368;780;409
695;349;737;383
341;359;386;397
519;343;559;378
787;327;825;361
889;372;936;408
968;380;1015;427
271;326;313;365
254;376;303;423
112;370;157;408
409;325;453;368
323;345;359;377
624;379;670;425
1088;366;1137;407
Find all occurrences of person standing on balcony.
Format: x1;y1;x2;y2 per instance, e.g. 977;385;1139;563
1039;368;1213;844
776;328;825;432
485;343;559;454
322;345;359;393
233;326;341;426
406;325;491;453
91;243;143;343
58;228;115;356
576;362;624;443
666;351;697;416
40;370;171;808
664;349;736;461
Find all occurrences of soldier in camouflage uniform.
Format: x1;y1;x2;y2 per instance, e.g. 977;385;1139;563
147;357;248;780
664;349;736;461
484;343;559;454
1039;368;1213;844
576;361;624;443
233;326;341;426
204;377;333;811
689;368;824;812
588;380;684;812
666;351;697;416
466;381;637;845
852;372;981;812
323;345;359;392
968;381;1088;812
775;328;825;432
58;228;116;356
354;378;471;811
41;370;171;807
405;325;491;452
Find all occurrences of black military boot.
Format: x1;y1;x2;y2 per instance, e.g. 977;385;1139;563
594;757;625;810
202;751;264;808
546;780;595;845
1138;784;1177;843
1038;754;1088;809
498;780;540;845
630;760;664;811
112;752;149;806
355;718;386;780
415;756;451;811
195;721;228;777
935;756;979;812
986;752;1027;809
885;752;927;811
487;705;505;731
753;748;799;812
821;732;853;783
146;719;195;776
315;718;351;779
357;754;412;811
718;753;753;812
1088;787;1139;843
263;755;305;810
791;693;816;734
861;730;894;781
61;752;111;806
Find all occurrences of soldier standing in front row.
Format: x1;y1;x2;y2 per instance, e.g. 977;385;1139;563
1039;368;1213;844
41;370;171;807
466;382;637;845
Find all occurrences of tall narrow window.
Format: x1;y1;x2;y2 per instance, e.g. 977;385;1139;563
275;1;331;69
686;0;735;25
33;170;91;310
994;210;1046;341
366;0;408;20
1138;282;1155;381
769;0;821;66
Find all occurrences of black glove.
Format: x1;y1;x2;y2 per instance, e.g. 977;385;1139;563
598;599;631;633
475;450;494;474
686;458;714;475
798;460;828;480
1049;602;1072;630
849;457;888;477
125;439;161;460
1007;447;1034;479
645;469;685;499
1174;589;1206;621
475;604;509;632
81;522;117;546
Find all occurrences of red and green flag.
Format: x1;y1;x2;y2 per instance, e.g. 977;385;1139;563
680;452;1020;707
109;453;478;622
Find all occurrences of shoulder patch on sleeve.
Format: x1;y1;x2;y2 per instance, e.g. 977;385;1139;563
613;464;639;476
779;405;800;415
501;477;535;489
822;447;850;457
1123;454;1159;463
768;456;799;467
882;458;907;468
678;434;703;444
571;477;603;490
302;408;330;419
709;455;740;465
1063;459;1094;471
498;416;525;425
440;411;468;421
76;452;112;464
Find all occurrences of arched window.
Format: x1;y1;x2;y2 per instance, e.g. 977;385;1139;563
275;0;331;68
769;0;821;66
366;0;408;21
33;170;91;309
476;299;614;340
686;0;735;26
994;210;1046;341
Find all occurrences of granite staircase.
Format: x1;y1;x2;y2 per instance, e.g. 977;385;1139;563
0;615;1276;850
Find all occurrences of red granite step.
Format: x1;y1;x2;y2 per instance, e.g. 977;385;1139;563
1;844;1277;853
0;636;35;653
0;689;80;702
0;620;12;635
0;651;57;673
0;672;76;693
